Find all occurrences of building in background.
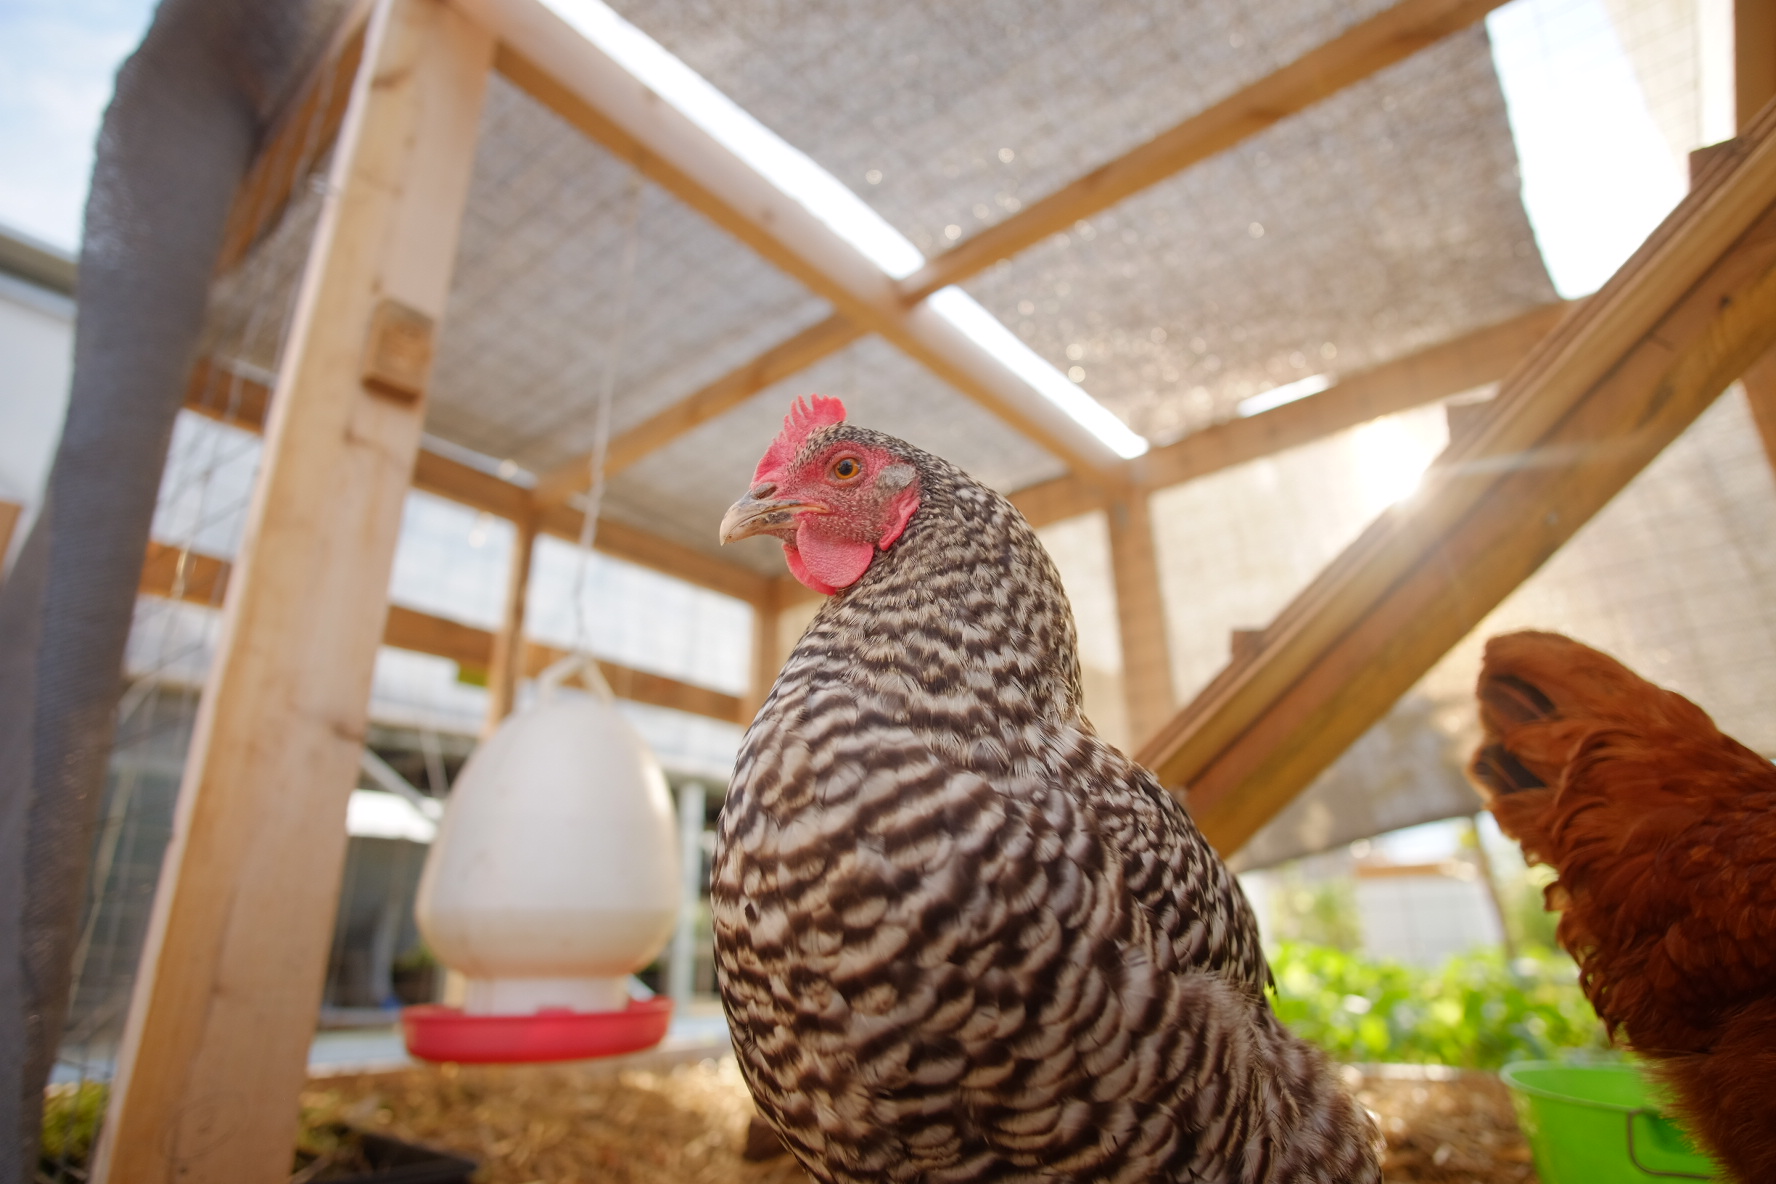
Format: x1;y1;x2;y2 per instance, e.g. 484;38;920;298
0;223;76;569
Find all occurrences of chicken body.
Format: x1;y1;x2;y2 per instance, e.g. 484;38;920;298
713;409;1380;1183
1470;630;1776;1183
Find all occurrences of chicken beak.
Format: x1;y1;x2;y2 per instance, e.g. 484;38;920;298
720;484;819;544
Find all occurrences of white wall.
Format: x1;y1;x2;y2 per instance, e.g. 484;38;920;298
0;269;75;565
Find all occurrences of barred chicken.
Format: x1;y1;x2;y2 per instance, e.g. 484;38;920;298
711;396;1381;1183
1470;630;1776;1183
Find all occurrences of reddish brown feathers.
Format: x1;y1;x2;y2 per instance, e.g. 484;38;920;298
1469;630;1776;1183
753;394;846;482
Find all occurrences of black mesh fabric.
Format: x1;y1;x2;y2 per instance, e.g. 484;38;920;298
0;1;327;1176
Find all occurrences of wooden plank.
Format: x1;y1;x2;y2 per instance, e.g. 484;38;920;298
1007;302;1569;528
897;0;1510;302
1738;0;1776;131
1106;492;1176;745
520;640;744;722
213;3;373;274
182;357;273;429
1137;113;1776;856
531;313;864;508
1007;471;1121;531
1134;303;1572;489
471;0;1126;473
95;5;495;1180
534;499;772;603
741;578;783;723
409;446;530;518
484;508;536;729
137;542;744;723
1738;349;1776;476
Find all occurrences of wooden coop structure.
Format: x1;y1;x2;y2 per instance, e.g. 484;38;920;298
82;0;1776;1178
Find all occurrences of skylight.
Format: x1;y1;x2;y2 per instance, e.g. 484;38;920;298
1236;373;1334;418
542;0;1150;460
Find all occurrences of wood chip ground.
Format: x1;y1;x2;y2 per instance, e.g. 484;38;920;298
299;1059;1540;1183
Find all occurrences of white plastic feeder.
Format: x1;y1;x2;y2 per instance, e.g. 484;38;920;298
405;657;680;1062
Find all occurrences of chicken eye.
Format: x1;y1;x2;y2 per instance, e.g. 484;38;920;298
831;457;862;480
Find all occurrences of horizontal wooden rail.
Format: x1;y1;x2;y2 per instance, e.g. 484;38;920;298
138;540;745;723
180;361;772;604
1006;300;1571;529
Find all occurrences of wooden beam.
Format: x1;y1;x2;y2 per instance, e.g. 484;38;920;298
179;361;772;602
1134;302;1573;488
741;578;783;723
213;3;373;274
1739;349;1776;477
1738;0;1776;132
1106;492;1176;745
484;506;536;730
138;541;745;724
531;313;864;509
1007;470;1123;531
1137;112;1776;856
519;640;743;722
1008;301;1570;528
0;499;21;568
96;5;495;1180
471;0;1126;473
897;0;1510;302
533;499;771;603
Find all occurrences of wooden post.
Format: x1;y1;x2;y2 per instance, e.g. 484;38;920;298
1741;349;1776;477
742;580;783;725
1106;492;1176;745
1738;0;1776;132
93;3;493;1181
0;499;21;568
484;503;537;732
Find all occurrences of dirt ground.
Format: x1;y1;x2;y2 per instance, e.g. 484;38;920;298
300;1058;1539;1184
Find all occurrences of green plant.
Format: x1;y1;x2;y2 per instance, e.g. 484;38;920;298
1266;873;1363;952
1269;941;1611;1069
40;1081;107;1166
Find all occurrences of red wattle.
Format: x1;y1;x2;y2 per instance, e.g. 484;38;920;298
785;526;876;594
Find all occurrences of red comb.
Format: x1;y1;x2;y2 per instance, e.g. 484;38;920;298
754;395;846;481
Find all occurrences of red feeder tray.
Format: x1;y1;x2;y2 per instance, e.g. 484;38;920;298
402;996;674;1064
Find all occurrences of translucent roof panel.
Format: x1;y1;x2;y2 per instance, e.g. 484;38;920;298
607;0;1403;255
607;2;1554;443
426;72;831;474
967;30;1556;442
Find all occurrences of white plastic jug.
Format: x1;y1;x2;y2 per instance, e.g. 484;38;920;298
415;657;680;1015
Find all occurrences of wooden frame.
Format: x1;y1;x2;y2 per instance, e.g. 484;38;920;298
136;540;745;725
97;3;495;1178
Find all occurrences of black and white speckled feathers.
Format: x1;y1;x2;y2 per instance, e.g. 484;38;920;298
712;424;1382;1183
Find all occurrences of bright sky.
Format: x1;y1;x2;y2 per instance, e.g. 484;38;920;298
1486;0;1690;297
0;0;155;252
0;0;1697;306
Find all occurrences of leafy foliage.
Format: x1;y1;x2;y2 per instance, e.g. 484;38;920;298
1270;942;1611;1069
39;1081;107;1165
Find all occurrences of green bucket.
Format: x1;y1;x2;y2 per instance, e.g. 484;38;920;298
1499;1061;1722;1182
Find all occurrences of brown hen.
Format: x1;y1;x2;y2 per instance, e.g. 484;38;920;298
1469;630;1776;1183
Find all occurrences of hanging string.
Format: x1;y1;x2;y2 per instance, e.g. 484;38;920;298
568;170;645;664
